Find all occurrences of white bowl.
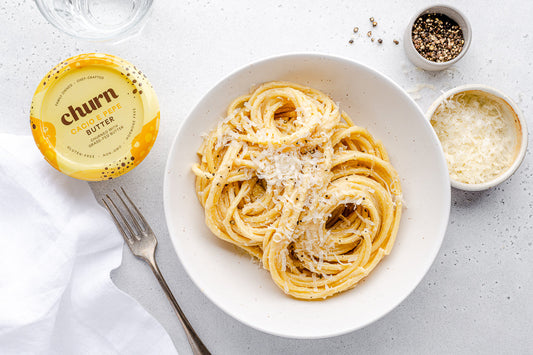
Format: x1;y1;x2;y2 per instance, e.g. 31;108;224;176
164;53;451;338
404;5;472;71
426;84;528;191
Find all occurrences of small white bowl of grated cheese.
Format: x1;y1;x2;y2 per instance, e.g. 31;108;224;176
427;84;528;191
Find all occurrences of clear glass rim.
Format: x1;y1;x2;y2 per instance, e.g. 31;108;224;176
33;0;154;41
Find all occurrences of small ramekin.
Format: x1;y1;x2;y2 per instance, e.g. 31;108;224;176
404;5;472;71
426;84;528;191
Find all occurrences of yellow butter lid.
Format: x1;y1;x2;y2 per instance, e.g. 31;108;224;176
30;53;160;181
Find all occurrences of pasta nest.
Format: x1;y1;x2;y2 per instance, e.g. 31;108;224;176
193;82;402;300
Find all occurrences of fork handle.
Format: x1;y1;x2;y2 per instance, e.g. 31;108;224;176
147;258;211;355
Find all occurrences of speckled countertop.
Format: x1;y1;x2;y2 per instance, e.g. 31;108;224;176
2;1;532;354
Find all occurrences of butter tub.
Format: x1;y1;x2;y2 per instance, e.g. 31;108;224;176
30;53;160;181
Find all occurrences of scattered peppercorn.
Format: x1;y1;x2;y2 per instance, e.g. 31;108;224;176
412;12;464;62
349;17;400;46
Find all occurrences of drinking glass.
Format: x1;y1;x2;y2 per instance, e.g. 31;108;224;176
34;0;153;41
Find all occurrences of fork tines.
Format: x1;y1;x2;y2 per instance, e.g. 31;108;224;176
102;187;150;243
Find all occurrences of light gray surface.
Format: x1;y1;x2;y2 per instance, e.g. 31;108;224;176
2;1;532;354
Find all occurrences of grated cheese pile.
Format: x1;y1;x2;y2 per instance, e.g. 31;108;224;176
251;145;330;199
430;92;517;184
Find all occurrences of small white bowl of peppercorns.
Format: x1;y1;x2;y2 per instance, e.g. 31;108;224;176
404;5;472;71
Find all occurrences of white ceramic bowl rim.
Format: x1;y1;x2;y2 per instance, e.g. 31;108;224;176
426;84;528;191
164;52;451;338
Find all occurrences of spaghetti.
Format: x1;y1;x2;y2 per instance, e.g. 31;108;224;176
192;81;402;300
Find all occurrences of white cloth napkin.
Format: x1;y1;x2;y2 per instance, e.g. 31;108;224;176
0;134;177;355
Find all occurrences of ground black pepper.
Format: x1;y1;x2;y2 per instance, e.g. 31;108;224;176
412;12;464;62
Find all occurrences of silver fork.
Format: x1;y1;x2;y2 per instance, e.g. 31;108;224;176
103;187;211;355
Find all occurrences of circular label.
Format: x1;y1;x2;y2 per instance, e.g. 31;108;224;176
30;53;159;181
